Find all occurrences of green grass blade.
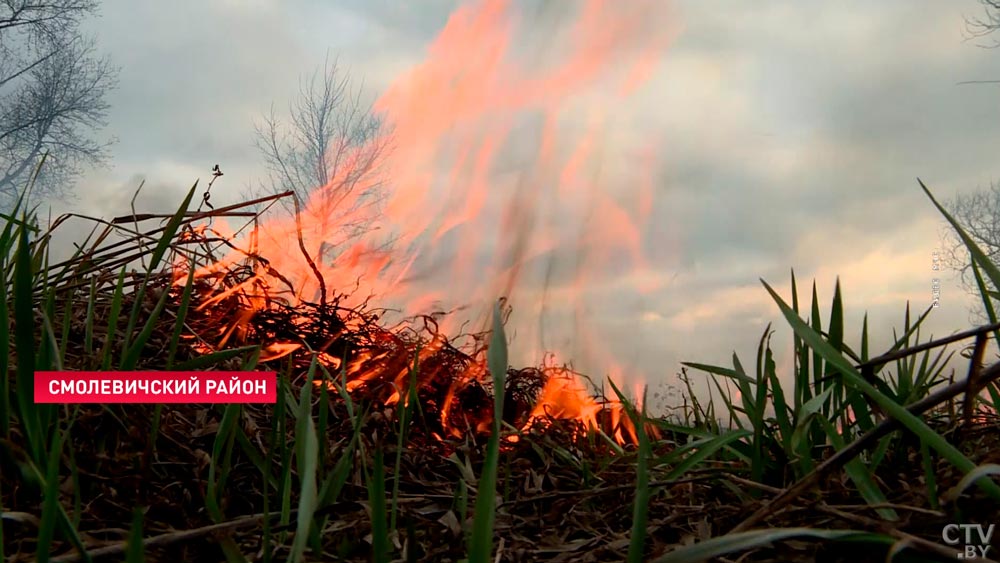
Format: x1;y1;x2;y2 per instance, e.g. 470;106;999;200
761;278;1000;501
750;327;771;484
921;440;940;510
368;448;389;563
680;362;755;386
467;302;508;563
35;429;65;563
0;252;9;438
83;277;97;356
970;260;1000;345
942;464;1000;504
921;178;1000;300
149;182;198;273
318;420;363;507
290;360;320;563
121;183;197;354
789;387;833;474
791;270;811;411
663;430;752;480
607;379;651;563
171;345;259;371
120;281;172;370
126;507;146;563
630;393;651;563
816;417;896;520
205;403;240;521
765;359;792;458
810;281;823;396
100;268;128;371
13;223;42;462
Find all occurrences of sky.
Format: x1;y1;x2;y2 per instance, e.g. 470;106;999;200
46;0;1000;411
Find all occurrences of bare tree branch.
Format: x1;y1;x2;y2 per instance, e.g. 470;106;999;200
246;53;390;264
0;1;97;34
0;0;116;208
965;0;1000;47
940;182;1000;324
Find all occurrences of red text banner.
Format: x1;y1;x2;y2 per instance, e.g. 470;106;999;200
34;371;277;403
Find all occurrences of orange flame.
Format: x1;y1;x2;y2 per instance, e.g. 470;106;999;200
182;0;677;443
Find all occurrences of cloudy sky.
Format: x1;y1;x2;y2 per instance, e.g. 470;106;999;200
47;0;1000;409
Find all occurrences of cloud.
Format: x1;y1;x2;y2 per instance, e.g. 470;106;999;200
664;285;771;331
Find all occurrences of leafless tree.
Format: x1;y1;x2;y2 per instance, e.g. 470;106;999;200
248;55;388;258
938;182;1000;323
0;0;117;209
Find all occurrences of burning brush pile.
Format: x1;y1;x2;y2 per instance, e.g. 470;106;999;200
130;0;679;452
168;192;654;448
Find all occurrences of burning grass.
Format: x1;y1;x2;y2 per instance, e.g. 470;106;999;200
3;182;1000;562
168;209;646;446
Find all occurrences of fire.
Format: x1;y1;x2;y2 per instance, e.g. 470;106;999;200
526;371;603;432
175;0;677;445
259;342;301;362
